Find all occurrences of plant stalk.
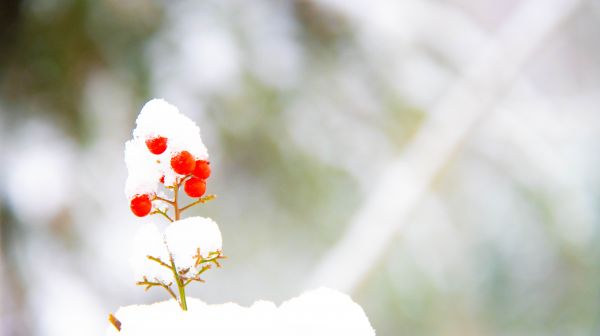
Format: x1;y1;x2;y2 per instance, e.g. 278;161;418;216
171;178;187;310
170;256;188;311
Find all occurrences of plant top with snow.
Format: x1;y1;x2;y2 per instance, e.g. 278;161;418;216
122;99;224;315
108;99;376;336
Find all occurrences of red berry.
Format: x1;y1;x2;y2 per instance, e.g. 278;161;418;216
192;160;211;179
145;136;168;155
130;194;152;217
170;151;195;175
184;177;206;198
159;175;165;184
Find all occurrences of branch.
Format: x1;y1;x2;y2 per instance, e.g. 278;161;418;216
183;264;213;286
150;208;174;222
136;276;177;301
182;250;225;286
147;255;172;270
193;249;223;267
153;195;175;205
180;175;192;184
180;194;217;212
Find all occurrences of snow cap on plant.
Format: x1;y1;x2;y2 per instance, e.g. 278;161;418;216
124;98;209;202
165;217;222;273
133;99;208;160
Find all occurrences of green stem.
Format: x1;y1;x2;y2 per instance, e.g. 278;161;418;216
170;256;188;311
171;177;187;310
178;279;188;311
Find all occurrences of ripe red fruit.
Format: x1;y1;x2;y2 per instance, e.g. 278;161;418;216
170;151;195;175
130;194;152;217
145;136;168;155
159;175;165;184
184;177;206;198
192;160;211;179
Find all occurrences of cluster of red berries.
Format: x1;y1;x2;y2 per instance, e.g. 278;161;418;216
130;136;212;217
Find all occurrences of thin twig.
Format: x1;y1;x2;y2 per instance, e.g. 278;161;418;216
147;255;172;269
180;194;217;212
182;251;225;286
180;174;192;185
193;248;203;267
136;277;178;301
150;209;174;222
193;249;223;267
183;264;212;286
153;195;175;205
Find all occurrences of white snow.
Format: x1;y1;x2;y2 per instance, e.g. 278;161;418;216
133;99;208;160
278;288;376;335
131;217;222;282
107;288;376;336
125;99;209;198
124;139;162;199
130;223;172;283
164;216;222;273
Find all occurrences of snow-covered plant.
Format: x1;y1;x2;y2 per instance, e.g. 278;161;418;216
111;99;224;331
108;99;376;335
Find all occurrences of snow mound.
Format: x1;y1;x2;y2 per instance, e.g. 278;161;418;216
107;288;376;336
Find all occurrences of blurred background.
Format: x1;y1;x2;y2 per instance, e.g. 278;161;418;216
1;0;600;335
